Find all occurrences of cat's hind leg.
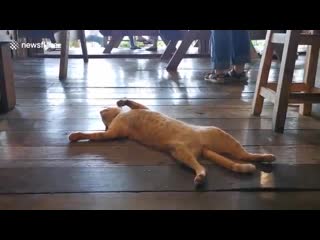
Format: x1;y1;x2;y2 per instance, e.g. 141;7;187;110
170;144;206;186
117;99;149;109
202;148;256;173
211;130;275;162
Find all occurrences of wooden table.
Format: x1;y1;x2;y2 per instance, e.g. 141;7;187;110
164;30;211;71
100;30;159;53
0;31;16;113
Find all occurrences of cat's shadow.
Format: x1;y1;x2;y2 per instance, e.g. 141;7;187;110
67;139;274;174
67;139;175;166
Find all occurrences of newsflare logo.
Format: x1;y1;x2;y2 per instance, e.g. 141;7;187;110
10;40;20;50
9;40;47;50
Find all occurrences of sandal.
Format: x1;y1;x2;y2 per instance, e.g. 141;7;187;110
204;72;231;84
146;46;157;52
229;69;248;82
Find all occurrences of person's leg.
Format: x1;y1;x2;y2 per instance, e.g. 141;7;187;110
129;35;140;50
146;36;158;51
211;30;232;73
152;37;158;48
231;30;251;74
205;30;232;83
129;35;135;47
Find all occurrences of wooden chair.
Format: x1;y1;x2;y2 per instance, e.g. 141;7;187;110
252;30;320;133
17;30;88;80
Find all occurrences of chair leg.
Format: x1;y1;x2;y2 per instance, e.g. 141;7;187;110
59;30;70;80
272;30;300;133
79;30;88;63
299;44;319;115
252;30;275;116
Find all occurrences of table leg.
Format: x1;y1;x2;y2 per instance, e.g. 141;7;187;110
166;31;197;71
103;33;124;53
161;40;178;61
59;30;70;80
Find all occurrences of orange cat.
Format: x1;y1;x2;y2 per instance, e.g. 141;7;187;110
69;99;275;186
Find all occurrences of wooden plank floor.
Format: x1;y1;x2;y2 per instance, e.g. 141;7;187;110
1;56;320;209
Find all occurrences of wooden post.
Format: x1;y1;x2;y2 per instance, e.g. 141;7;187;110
0;43;16;113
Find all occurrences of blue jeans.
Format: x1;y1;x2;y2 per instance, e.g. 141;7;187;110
129;35;136;47
210;30;251;70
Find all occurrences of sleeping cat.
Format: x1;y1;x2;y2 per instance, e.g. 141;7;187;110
69;99;275;186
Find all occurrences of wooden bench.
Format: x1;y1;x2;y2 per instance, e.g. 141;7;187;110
252;30;320;133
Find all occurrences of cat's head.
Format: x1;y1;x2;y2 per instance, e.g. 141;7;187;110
100;107;121;129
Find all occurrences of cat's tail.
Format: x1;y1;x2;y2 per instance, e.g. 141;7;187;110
202;148;256;173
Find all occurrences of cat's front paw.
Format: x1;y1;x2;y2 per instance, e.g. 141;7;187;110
69;132;83;142
117;99;128;107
